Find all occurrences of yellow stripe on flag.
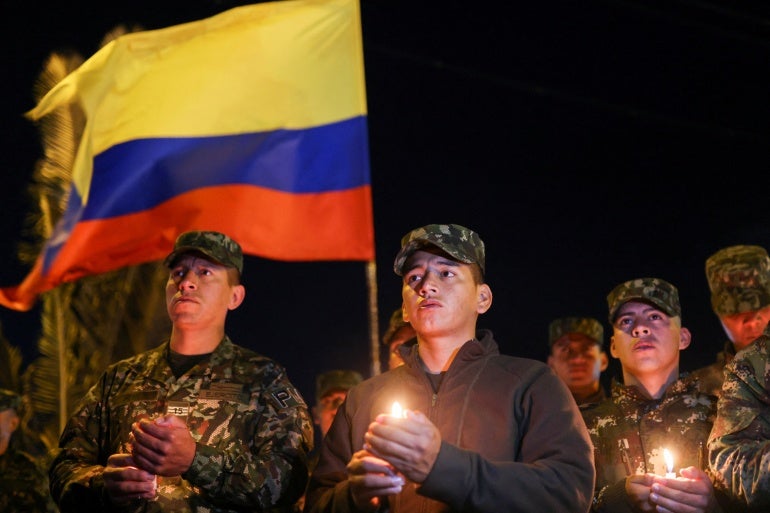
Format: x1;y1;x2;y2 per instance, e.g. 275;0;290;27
27;0;367;204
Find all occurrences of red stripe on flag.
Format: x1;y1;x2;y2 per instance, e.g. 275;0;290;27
0;184;374;311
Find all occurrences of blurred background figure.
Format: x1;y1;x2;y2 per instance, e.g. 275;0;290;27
0;388;57;512
546;316;608;406
295;369;363;512
382;308;416;371
692;244;770;396
312;370;364;439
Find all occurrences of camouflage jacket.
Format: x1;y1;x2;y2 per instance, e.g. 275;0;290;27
709;335;770;511
0;447;58;513
581;376;717;512
49;337;313;513
688;340;737;398
575;386;607;407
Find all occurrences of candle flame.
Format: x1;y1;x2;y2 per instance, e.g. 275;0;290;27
391;401;405;418
663;448;673;473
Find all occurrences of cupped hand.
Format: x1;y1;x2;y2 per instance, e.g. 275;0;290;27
648;466;718;513
130;414;196;476
364;409;441;484
625;473;657;511
103;452;157;504
346;449;404;512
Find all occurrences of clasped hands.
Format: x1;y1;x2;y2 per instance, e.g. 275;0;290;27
346;408;441;512
103;414;196;504
626;467;719;513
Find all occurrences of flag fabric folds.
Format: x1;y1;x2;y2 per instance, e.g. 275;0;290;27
1;0;373;311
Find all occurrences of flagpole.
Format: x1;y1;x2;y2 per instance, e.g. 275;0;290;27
365;260;380;377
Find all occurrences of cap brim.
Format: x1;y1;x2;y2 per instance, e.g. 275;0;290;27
394;239;474;276
164;247;228;269
610;297;677;321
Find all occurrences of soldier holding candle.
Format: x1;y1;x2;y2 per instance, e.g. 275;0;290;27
304;224;595;513
581;278;730;512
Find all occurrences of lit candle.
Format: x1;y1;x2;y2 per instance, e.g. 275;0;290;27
391;401;406;418
663;448;676;478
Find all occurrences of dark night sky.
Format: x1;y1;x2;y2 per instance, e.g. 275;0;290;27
2;0;770;403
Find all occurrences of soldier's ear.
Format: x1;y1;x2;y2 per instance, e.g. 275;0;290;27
477;284;492;314
609;337;619;359
228;284;246;310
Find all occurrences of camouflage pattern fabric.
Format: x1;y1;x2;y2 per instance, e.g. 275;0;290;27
581;377;717;512
688;340;736;398
708;333;770;511
548;317;604;347
705;245;770;317
606;277;681;322
576;387;607;408
314;370;363;404
393;224;485;276
0;449;58;513
49;337;313;513
164;231;244;275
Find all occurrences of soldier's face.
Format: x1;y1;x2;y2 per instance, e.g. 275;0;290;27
548;334;608;390
387;325;415;370
610;301;689;380
314;390;348;437
719;304;770;351
165;255;245;327
400;249;492;339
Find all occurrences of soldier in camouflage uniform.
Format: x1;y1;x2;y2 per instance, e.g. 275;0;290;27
546;316;609;405
0;388;58;513
691;245;770;397
49;231;314;513
708;330;770;511
581;278;730;512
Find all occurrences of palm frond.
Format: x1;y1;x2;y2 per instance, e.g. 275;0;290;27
21;28;170;446
0;326;23;392
99;23;145;48
19;50;84;265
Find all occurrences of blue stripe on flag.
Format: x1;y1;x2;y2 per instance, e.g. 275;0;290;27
87;116;369;220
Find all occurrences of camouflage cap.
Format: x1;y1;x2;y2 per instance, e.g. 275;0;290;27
607;277;681;322
0;389;21;411
393;224;485;276
164;230;243;275
705;245;770;316
548;317;604;347
315;369;364;404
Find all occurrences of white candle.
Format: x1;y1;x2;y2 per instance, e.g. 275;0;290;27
663;448;676;478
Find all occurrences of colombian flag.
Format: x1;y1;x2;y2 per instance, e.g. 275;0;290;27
0;0;373;311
